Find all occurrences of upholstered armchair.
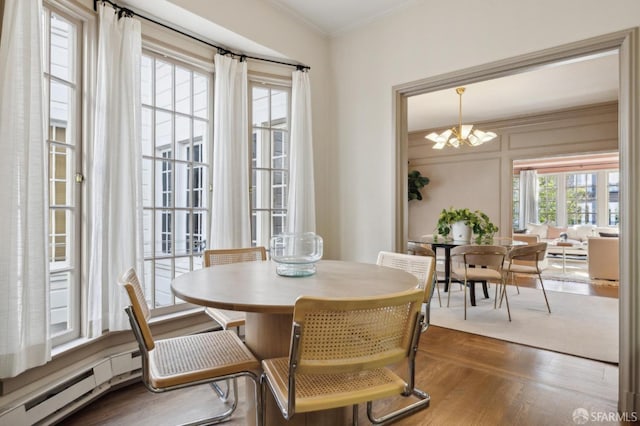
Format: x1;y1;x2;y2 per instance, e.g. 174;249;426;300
587;237;619;281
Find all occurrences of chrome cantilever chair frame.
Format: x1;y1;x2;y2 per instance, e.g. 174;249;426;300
120;268;262;426
260;289;430;425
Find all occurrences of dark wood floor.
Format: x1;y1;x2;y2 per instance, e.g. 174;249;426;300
60;277;626;426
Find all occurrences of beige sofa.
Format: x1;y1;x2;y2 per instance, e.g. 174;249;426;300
587;236;620;280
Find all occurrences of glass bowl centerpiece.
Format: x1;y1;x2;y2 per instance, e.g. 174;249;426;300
270;232;323;277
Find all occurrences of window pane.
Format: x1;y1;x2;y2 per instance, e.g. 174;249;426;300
175;162;189;208
50;271;71;335
272;130;288;169
193;73;208;119
49;145;73;206
194;119;208;162
608;171;619;226
252;87;269;127
50;13;75;82
175;115;191;161
566;173;597;225
537;175;557;224
175;66;191;114
50;81;74;144
155;111;173;154
141;107;153;156
49;208;73;268
271;89;288;129
155;60;173;109
141;56;153;105
154;258;173;307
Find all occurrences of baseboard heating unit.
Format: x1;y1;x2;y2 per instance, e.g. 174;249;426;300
0;350;141;426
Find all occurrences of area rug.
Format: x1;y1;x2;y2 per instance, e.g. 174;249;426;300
430;287;619;363
541;258;619;286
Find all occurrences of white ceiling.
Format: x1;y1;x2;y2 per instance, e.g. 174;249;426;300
408;51;619;133
267;1;619;133
140;1;619;134
268;0;417;36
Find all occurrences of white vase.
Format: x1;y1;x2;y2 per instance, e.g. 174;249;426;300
451;221;471;242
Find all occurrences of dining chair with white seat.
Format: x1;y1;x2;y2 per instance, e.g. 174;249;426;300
377;250;437;330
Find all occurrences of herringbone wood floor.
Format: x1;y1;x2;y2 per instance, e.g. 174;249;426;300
60;277;625;426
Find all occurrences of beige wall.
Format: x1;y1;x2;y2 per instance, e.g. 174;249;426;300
407;102;619;239
329;0;640;263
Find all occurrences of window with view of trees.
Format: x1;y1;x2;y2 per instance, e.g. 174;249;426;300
513;168;618;229
566;172;597;225
538;175;558;224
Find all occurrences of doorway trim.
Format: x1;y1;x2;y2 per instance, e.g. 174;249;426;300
392;28;639;413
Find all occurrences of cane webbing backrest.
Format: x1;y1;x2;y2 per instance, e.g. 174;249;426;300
376;251;435;303
292;288;424;375
119;268;154;351
203;246;267;267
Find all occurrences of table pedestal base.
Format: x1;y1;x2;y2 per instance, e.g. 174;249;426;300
244;312;351;426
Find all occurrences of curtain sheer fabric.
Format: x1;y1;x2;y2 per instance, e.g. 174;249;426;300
87;4;143;336
0;0;50;377
519;169;538;228
210;54;250;249
286;70;316;234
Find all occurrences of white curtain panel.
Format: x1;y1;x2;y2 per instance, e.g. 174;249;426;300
87;4;143;336
210;54;250;248
519;169;538;227
0;0;50;377
286;70;316;234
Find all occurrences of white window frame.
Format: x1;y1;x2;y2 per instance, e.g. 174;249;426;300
43;1;87;347
250;80;292;248
140;48;213;313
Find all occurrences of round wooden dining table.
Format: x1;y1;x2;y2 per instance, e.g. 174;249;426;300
171;259;419;426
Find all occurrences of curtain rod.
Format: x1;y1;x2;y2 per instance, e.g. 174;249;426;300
93;0;311;71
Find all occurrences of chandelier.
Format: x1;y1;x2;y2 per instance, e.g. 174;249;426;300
425;87;497;149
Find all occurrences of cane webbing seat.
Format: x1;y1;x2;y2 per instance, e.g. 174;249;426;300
203;247;267;331
376;250;437;330
260;288;430;425
119;268;261;425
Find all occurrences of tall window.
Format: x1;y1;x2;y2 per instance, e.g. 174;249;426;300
250;83;290;247
43;6;81;344
537;175;558;224
512;175;520;229
141;52;211;309
566;172;597;224
607;171;619;226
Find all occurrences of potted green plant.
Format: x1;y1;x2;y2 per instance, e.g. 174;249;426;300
436;207;499;243
408;170;430;201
